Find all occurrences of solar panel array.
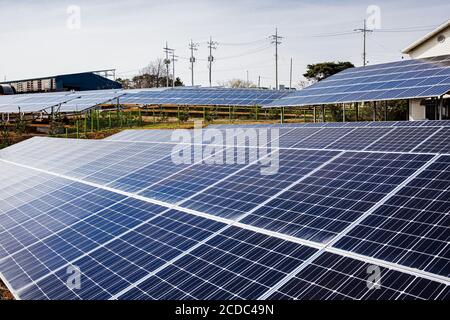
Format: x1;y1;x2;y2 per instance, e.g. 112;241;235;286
0;87;291;114
119;87;293;106
0;120;449;300
0;90;124;114
265;54;450;107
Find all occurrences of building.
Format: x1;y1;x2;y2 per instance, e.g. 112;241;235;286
402;20;450;59
0;70;122;94
402;20;450;120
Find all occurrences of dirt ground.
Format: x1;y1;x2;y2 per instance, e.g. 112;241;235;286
0;279;14;300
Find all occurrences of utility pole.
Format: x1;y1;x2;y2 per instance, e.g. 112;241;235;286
171;50;177;88
163;42;174;87
354;20;373;66
270;28;283;90
246;70;249;87
258;76;261;89
189;40;199;86
289;58;293;89
207;36;218;87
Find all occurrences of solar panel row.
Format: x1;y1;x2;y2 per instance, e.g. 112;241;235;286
0;124;448;300
265;54;450;107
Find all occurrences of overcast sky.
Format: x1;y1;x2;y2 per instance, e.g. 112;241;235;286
0;0;449;88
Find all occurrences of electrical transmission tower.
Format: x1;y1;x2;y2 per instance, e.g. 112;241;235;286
354;20;373;66
207;36;218;87
189;40;199;86
163;42;174;87
270;28;283;90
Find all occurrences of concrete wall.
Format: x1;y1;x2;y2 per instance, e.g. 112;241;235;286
409;99;426;120
408;26;450;59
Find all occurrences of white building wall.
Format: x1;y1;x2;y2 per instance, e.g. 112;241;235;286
407;26;450;59
409;99;426;120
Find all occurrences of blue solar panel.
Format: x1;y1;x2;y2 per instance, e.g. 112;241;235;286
265;55;450;107
241;152;433;243
120;87;292;106
116;227;317;300
334;155;450;277
181;149;339;219
268;252;449;300
1;123;449;301
325;127;393;150
366;127;441;152
413;127;450;154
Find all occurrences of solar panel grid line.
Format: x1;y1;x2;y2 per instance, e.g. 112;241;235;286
409;126;445;153
0;182;132;266
108;224;236;300
138;128;297;203
113;227;318;300
326;247;450;286
125;232;308;300
319;127;360;149
15;207;228;299
257;247;325;300
257;153;447;297
267;252;449;300
361;127;398;151
332;156;450;278
0;157;326;300
326;127;396;151
12;207;201;298
325;153;441;249
362;126;444;153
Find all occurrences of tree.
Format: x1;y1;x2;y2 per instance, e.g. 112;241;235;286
119;59;184;89
174;77;184;87
303;61;354;82
218;78;257;88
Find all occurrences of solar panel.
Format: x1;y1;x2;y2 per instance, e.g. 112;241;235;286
265;55;450;107
334;155;450;277
240;152;433;243
116;227;317;300
181;149;339;219
0;122;449;301
120;87;292;106
267;252;449;300
365;127;442;152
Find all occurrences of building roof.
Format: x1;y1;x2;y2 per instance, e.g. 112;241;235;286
0;70;115;84
402;20;450;54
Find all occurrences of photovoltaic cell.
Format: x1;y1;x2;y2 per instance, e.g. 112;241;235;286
325;127;393;150
181;149;339;219
365;126;440;152
413;127;450;154
9;209;225;299
334;155;450;277
117;226;317;300
241;152;433;243
268;252;449;300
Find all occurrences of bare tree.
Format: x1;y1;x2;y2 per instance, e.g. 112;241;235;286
218;78;257;89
